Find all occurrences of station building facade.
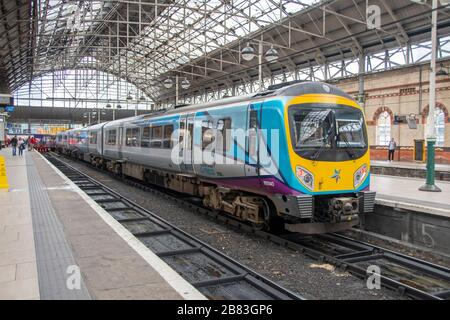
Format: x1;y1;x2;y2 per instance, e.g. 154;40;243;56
337;61;450;164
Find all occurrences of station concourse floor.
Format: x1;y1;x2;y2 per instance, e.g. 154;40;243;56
0;148;204;300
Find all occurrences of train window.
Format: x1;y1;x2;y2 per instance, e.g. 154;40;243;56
163;125;174;149
126;128;140;147
216;118;232;154
187;121;194;150
150;126;162;148
291;109;333;149
179;121;185;144
107;130;117;145
248;111;258;158
202;120;215;150
141;127;151;148
249;110;258;129
89;132;97;144
118;127;123;146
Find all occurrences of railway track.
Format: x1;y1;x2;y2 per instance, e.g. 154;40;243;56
47;152;450;300
44;153;303;300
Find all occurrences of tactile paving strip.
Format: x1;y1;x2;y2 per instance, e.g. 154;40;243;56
26;154;91;300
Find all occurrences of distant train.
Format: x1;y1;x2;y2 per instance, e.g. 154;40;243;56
56;81;375;234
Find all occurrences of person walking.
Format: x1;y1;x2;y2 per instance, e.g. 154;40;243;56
10;136;18;156
388;137;397;162
18;137;25;156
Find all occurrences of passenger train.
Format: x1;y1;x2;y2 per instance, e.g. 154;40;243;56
56;81;375;234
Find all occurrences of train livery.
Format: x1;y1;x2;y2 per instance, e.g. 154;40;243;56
56;82;375;234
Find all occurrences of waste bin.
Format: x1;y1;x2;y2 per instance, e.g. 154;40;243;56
414;139;425;162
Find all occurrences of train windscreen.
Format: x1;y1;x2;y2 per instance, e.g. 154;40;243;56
288;104;368;161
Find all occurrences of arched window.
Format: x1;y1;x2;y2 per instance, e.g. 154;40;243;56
377;111;391;146
435;108;445;147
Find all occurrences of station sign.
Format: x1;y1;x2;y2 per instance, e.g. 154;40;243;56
4;106;14;113
0;94;13;106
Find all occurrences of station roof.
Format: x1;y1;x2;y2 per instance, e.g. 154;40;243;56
1;0;450;102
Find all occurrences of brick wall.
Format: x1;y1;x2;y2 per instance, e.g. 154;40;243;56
334;60;450;164
370;147;450;164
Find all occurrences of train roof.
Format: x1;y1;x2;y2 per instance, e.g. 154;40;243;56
163;81;353;115
59;81;354;131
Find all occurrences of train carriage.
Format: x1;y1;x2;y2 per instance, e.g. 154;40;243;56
56;81;375;234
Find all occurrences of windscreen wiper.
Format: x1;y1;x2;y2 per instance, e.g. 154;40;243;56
338;132;357;159
312;124;334;161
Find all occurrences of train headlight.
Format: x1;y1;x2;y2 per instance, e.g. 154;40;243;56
354;164;368;188
296;166;314;191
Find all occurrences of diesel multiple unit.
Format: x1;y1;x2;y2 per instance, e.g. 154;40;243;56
56;82;376;234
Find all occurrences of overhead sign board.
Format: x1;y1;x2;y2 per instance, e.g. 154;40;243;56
4;106;14;113
0;94;12;105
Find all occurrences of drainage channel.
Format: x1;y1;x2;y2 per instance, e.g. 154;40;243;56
49;152;450;300
45;154;303;300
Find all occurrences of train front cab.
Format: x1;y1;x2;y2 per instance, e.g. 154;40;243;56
276;93;376;234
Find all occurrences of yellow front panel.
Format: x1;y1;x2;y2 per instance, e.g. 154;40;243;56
284;94;370;193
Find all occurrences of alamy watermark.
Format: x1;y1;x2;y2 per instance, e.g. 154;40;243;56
66;265;81;290
169;128;280;176
366;265;381;290
366;3;381;30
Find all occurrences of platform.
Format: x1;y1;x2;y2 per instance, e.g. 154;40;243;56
0;148;204;300
371;160;450;181
367;174;450;255
372;174;450;217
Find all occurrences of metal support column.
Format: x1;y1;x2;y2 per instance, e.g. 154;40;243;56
420;0;441;192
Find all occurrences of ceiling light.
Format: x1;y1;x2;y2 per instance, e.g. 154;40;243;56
126;92;133;101
163;78;173;89
241;44;256;61
436;67;449;77
181;79;190;89
265;46;278;62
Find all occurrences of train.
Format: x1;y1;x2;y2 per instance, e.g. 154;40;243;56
56;81;376;234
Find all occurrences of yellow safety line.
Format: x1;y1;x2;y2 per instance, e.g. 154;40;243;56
0;155;9;190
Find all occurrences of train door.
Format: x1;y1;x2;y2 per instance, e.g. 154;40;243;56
245;104;260;177
179;114;194;173
118;126;124;159
178;115;187;171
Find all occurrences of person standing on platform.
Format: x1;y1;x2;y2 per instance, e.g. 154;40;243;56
388;137;397;162
18;137;25;156
10;136;18;156
28;136;37;151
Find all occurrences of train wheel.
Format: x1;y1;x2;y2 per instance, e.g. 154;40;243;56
251;221;265;231
262;198;285;234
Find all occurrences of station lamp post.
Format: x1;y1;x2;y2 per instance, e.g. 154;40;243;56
410;0;449;192
163;76;190;106
82;111;96;126
241;40;279;90
105;102;121;121
83;109;106;126
126;91;135;116
125;91;147;116
97;110;106;123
